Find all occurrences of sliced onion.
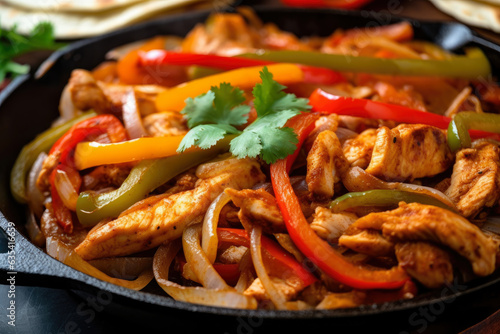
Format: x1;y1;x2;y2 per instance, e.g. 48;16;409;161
46;237;153;290
202;191;231;264
335;127;358;144
249;225;287;310
234;250;254;293
54;169;79;211
343;166;457;210
481;217;500;235
395;182;456;209
26;210;45;247
88;257;153;280
122;88;147;139
58;83;78;123
154;241;258;309
27;152;47;218
444;86;472;117
182;224;229;290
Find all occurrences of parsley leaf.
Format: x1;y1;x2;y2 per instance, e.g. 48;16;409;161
177;66;311;164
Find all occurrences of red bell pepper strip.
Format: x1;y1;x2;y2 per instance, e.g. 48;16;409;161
309;88;500;141
270;113;410;290
217;228;317;287
138;51;346;86
281;0;373;10
50;114;128;168
49;115;127;232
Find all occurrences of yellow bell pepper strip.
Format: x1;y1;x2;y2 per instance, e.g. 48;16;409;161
76;136;233;227
447;112;500;152
330;189;458;213
155;63;304;112
10;111;96;204
74;135;185;170
240;47;491;79
270;113;410;290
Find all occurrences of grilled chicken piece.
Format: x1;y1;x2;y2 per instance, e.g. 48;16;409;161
69;69;165;116
338;229;394;257
445;140;500;218
81;164;132;191
316;290;366;310
342;128;377;169
365;124;453;182
75;157;266;260
353;202;497;276
225;188;285;233
310;207;357;243
395;241;453;288
69;69;119;115
304;114;339;151
142;111;188;137
244;277;302;303
306;130;348;199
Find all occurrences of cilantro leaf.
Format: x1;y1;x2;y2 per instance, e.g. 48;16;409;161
178;124;240;151
177;66;311;164
252;67;310;116
182;83;250;128
228;67;310;163
177;83;249;152
0;22;64;82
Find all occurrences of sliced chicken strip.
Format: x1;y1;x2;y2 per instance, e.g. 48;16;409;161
225;188;285;233
365;124;454;182
342;128;377;169
395;241;453;289
352;202;497;276
338;229;394;257
75;157;265;260
306;130;348;199
310;206;357;243
445;140;500;218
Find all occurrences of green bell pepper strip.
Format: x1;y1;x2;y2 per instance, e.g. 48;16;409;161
76;136;234;227
330;189;458;213
10;111;97;203
447;112;500;152
240;47;491;79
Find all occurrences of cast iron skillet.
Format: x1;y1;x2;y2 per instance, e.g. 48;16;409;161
1;6;500;332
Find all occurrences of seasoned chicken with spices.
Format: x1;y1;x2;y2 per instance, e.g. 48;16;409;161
445;140;500;218
365;124;454;181
75;158;265;260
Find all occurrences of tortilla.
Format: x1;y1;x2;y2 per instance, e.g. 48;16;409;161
1;0;145;13
430;0;500;33
0;0;221;39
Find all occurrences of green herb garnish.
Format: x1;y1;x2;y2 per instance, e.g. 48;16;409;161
0;22;64;82
177;67;311;164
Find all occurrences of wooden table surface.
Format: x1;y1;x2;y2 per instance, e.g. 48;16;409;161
2;0;499;333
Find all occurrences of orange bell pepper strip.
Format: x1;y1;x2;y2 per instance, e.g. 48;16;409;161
74;135;185;170
116;36;187;86
270;113;410;290
155;63;304;112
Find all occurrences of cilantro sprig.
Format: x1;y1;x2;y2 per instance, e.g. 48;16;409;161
0;22;64;82
177;67;311;164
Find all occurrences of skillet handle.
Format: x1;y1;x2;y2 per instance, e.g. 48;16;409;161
0;215;78;288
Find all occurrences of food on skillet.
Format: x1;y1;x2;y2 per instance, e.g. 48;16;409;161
11;8;500;310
